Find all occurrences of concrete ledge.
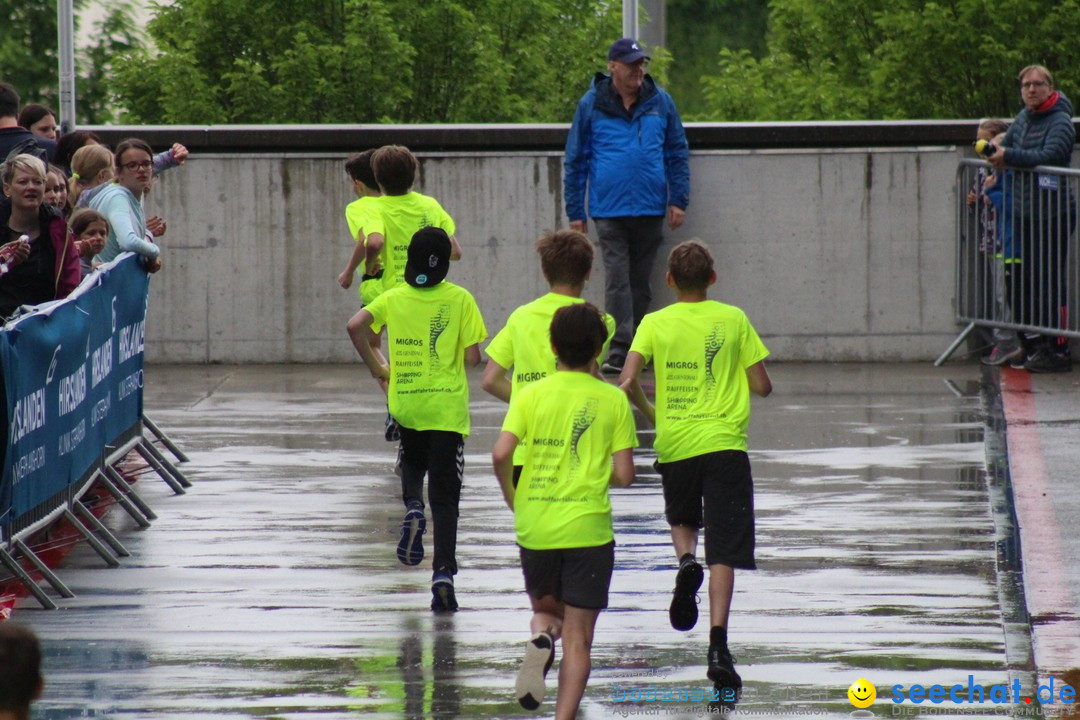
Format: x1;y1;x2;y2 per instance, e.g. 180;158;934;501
84;120;993;154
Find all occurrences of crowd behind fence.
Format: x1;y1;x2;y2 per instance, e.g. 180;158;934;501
938;160;1079;365
0;254;189;610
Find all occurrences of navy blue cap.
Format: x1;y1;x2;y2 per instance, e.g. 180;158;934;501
608;38;649;63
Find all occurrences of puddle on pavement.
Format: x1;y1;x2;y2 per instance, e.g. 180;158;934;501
20;364;1019;719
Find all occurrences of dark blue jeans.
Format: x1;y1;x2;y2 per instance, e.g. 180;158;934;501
594;216;665;360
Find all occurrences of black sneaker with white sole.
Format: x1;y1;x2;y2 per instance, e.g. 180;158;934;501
707;642;742;691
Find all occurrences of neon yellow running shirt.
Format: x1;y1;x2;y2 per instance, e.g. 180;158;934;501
502;371;637;550
366;281;487;436
630;300;768;462
344;196;385;303
486;293;616;463
376;193;455;291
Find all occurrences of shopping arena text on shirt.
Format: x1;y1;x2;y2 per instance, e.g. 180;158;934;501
890;676;1075;705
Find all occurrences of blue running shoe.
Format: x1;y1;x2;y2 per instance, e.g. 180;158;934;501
397;505;425;565
431;574;458;613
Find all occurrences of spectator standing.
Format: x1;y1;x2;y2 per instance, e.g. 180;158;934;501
0;154;80;319
0;622;43;720
68;207;108;277
563;38;690;374
989;64;1075;373
68;143;115;210
0;83;55;163
44;164;68;215
17;104;57;142
52;130;103;175
967;118;1019;364
88;138;162;272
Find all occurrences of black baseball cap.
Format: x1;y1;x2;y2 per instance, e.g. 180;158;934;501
405;227;451;288
608;38;649;64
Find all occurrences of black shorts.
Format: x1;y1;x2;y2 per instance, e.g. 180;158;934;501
659;450;756;570
519;541;615;610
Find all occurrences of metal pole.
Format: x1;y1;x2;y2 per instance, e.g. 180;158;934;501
57;0;77;133
623;0;638;40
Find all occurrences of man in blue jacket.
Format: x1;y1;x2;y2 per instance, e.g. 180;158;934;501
564;38;690;374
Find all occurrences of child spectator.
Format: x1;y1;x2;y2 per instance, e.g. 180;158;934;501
346;227;487;613
88;138;162;273
69;207;108;277
980;132;1023;367
492;302;636;717
44;164;68;214
619;240;772;698
338;150;386;318
481;229;615;482
364;145;462;292
68;143;114;210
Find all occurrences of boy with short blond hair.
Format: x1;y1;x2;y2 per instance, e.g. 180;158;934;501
620;240;772;697
493;302;636;719
348;227;487;612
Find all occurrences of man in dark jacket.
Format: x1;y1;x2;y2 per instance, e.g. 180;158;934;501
564;39;690;373
0;82;55;164
989;65;1075;373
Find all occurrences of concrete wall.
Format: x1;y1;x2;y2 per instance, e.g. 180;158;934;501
141;146;961;363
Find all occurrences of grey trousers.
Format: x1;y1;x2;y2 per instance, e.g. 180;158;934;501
595;216;665;359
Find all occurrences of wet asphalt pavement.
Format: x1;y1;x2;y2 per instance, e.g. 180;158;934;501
17;363;1025;719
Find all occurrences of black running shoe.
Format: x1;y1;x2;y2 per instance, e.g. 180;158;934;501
669;558;704;631
431;574;458;613
707;642;742;691
516;631;555;710
1024;348;1072;374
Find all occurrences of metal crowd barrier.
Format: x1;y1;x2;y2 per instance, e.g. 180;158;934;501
0;254;192;610
936;159;1080;365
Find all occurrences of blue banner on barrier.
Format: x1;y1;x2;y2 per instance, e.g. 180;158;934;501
0;254;149;527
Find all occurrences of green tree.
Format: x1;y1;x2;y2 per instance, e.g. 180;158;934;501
666;0;769;117
0;0;143;124
113;0;622;124
697;0;1080;120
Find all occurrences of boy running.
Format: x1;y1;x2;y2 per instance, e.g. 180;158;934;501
348;227;487;612
619;240;772;695
481;230;615;479
492;303;636;719
364;145;462;292
337;150;385;307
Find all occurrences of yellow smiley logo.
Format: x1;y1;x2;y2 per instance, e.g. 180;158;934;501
848;678;876;708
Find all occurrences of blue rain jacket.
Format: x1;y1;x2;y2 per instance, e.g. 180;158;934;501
564;74;690;221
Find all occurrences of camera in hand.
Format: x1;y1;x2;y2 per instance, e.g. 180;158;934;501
975;139;997;157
